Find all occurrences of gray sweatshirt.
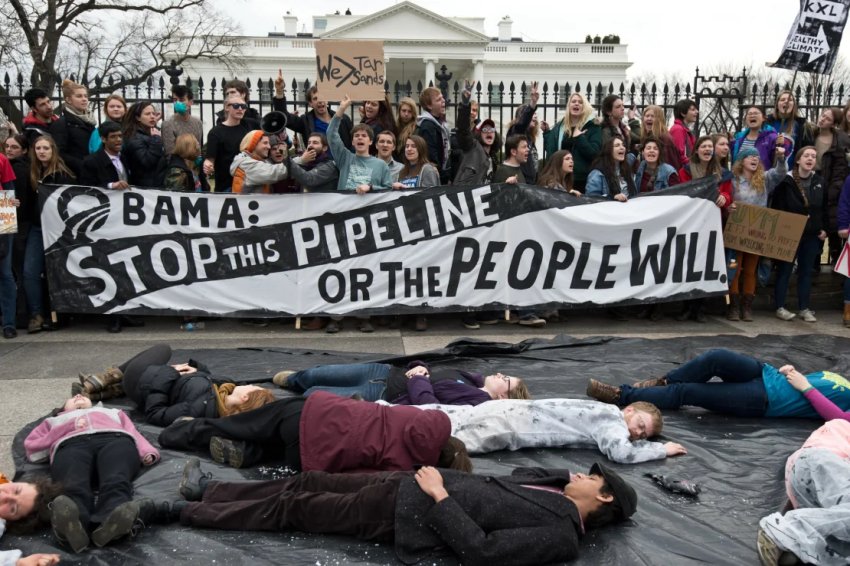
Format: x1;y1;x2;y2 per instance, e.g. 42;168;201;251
416;398;668;464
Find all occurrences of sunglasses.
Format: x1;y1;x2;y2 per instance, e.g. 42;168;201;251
228;103;248;110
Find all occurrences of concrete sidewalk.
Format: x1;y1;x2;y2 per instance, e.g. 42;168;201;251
1;306;848;476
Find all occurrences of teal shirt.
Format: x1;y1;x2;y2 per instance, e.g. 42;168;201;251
328;116;391;191
763;364;850;417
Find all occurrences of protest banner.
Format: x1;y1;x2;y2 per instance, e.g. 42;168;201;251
772;0;850;74
39;179;727;317
314;40;385;101
723;203;807;262
0;190;17;234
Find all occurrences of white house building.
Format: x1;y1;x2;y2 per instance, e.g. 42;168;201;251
183;1;631;98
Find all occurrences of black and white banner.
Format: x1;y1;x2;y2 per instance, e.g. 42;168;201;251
772;0;850;74
39;179;727;317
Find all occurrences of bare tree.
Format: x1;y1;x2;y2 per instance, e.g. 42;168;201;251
1;0;242;94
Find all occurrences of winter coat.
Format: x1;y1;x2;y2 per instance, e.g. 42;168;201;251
299;391;451;473
542;118;602;188
164;154;210;192
838;176;850;232
669;119;695;165
816;129;850;225
506;103;540;184
126;362;219;426
229;151;288;194
678;165;734;209
272;96;353;151
416;112;452;184
772;172;829;236
61;111;94;175
453;101;497;186
289;153;339;192
732;125;792;169
121;129;165;187
24;405;159;464
633;160;679;191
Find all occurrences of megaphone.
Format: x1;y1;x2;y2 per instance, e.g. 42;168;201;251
261;111;287;135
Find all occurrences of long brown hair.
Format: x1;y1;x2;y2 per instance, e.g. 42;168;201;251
537;150;574;191
396;97;418;150
221;388;275;417
29;135;75;188
5;476;63;535
687;135;721;180
399;135;432;179
123;100;155;140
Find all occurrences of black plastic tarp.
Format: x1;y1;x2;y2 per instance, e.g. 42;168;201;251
7;333;850;565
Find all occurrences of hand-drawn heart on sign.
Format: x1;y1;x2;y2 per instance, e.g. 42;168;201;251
315;40;386;101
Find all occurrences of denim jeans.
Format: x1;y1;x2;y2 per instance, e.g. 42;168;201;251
22;225;44;317
0;235;16;329
287;363;391;401
774;233;822;311
619;348;769;417
844;277;850;303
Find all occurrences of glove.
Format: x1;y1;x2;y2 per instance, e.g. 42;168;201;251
644;473;701;497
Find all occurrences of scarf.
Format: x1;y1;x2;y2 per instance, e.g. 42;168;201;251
62;103;97;126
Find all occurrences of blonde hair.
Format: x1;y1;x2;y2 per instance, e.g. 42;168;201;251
627;401;663;436
508;378;531;400
173;133;200;161
30;135;75;188
732;154;766;193
222;388;276;417
640;105;669;141
560;93;594;132
61;79;87;101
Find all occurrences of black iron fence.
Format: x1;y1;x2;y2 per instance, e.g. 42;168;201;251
2;65;849;145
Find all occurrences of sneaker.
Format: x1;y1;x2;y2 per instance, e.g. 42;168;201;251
2;327;16;339
461;317;480;330
325;320;340;334
775;307;796;321
797;309;817;323
27;313;45;334
757;527;801;566
50;495;89;553
209;436;246;468
358;320;375;333
477;315;500;325
272;370;295;388
586;379;621;404
91;500;142;547
179;457;211;501
518;314;546;327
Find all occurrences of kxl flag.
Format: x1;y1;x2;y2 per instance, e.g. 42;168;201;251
772;0;850;74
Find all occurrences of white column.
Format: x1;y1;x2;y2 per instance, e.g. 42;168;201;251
473;60;485;86
424;59;436;88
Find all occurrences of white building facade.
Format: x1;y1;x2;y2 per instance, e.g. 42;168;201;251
184;1;631;99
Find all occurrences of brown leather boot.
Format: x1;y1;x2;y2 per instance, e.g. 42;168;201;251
80;367;124;394
844;303;850;328
88;383;125;403
726;295;741;321
632;376;668;388
586;379;621;404
741;294;754;322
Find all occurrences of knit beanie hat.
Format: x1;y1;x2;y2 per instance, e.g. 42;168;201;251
240;130;266;153
735;146;759;163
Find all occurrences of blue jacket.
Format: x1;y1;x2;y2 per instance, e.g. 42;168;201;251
633;161;678;191
586;154;637;199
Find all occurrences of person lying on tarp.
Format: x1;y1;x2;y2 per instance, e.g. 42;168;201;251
0;472;61;566
411;397;687;464
20;395;166;553
166;459;637;566
757;419;850;566
159;391;472;472
272;360;530;405
72;344;275;426
586;348;850;420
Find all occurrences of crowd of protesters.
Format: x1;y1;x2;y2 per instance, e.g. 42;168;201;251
1;74;849;338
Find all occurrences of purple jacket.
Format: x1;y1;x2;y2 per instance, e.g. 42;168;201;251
386;360;492;406
838;175;850;231
732;126;792;169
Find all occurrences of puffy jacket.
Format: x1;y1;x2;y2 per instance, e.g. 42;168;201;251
230;152;288;194
122;130;165;187
24;405;159;464
299;391;451;473
731;125;792;169
62;111;94;175
128;363;219;426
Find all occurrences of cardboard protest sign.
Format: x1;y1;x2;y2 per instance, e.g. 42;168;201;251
0;190;17;234
315;40;385;101
772;0;850;74
723;203;807;262
835;240;850;277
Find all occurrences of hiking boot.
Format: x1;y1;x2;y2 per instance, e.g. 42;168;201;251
91;500;141;547
70;382;86;397
272;370;295;388
80;367;124;395
179;457;211;501
27;314;45;334
50;495;89;553
726;295;740;321
775;307;796;321
209;436;246;469
586;379;621;404
797;309;817;323
738;294;753;322
757;526;800;566
632;376;667;388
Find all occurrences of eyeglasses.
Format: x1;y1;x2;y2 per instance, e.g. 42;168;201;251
228;103;248;110
480;127;496;133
